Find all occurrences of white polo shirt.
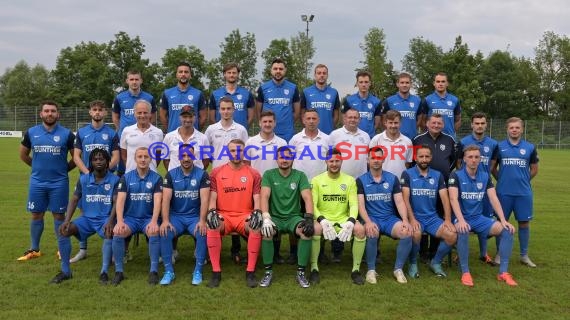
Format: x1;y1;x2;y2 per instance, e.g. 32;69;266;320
162;127;210;171
204;120;249;169
329;126;370;178
369;130;413;178
289;129;330;181
120;123;164;173
245;133;287;176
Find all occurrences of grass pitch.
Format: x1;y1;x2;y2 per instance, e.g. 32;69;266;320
0;138;568;319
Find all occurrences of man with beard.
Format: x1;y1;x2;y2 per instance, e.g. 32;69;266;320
160;62;206;132
301;64;341;134
18;101;76;262
209;62;255;130
70;100;120;263
256;58;301;142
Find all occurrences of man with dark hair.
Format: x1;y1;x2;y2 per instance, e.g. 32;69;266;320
18;101;76;262
160;62;206;132
419;72;462;137
256;58;301;142
301;64;341;134
342;70;382;139
51;148;120;284
381;72;422;140
209;62;255;129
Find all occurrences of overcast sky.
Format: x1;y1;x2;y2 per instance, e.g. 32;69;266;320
1;0;568;96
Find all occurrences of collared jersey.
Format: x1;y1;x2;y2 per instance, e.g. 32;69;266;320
370;131;413;178
112;90;156;136
119;124;164;173
342;93;381;138
301;84;341;134
74;172;120;219
118;169;162;219
312;172;358;221
262;168;310;220
245;133;287;176
381;93;422;140
413;131;457;181
209;86;254;130
204;121;249;169
162;127;210;171
356;170;401;219
74;124;119;170
420;92;461;137
210;164;261;217
329;126;370;178
495;139;538;196
22;124;75;183
161;85;206;132
448;167;493;219
289;129;331;181
400;166;446;218
458;134;498;174
256;79;300;142
163;166;210;216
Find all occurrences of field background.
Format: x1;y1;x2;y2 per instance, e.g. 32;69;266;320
0;138;568;319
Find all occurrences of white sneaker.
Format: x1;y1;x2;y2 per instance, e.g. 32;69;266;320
393;269;408;284
520;255;537;268
69;249;87;263
365;270;378;284
494;255;501;265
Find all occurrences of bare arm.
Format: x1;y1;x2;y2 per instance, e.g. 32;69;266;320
112;112;120;131
159;108;168;132
110;150;120;171
530;163;538;179
20;145;32;167
260;186;271;213
74;149;89;175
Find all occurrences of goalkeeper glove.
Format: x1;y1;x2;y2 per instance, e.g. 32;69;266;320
318;217;337;240
206;209;223;229
300;213;314;237
337;219;355;242
247;209;263;230
261;212;276;237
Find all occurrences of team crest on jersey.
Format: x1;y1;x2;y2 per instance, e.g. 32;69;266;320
241;176;247;183
340;184;347;191
188;95;194;101
476;182;483;190
383;182;389;189
367;103;373;109
237;94;242;100
520;149;526;155
104;184;111;191
53;135;60;142
325;94;331;100
447;101;452;106
102;133;109;140
146;182;152;189
440;144;446;151
284;89;290;95
483;146;489;153
410;102;415;108
191;179;197;187
290;182;297;190
429;178;434;185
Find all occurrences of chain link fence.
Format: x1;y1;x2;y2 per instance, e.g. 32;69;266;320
2;105;569;149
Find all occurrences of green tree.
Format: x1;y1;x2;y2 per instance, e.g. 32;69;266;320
402;37;444;96
215;29;258;90
359;27;396;98
0;61;51;107
260;39;291;80
288;32;315;89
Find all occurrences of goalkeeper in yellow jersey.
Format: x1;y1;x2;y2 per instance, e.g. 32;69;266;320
310;148;366;285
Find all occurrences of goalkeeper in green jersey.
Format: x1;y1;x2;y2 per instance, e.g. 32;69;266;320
310;148;367;285
258;146;319;288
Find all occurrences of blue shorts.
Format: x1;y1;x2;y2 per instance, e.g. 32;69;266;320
460;215;495;237
369;215;401;237
416;215;444;237
123;216;152;235
170;214;202;238
27;181;69;213
73;216;108;241
498;194;533;222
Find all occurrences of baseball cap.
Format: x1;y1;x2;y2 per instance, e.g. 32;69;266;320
180;105;195;116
